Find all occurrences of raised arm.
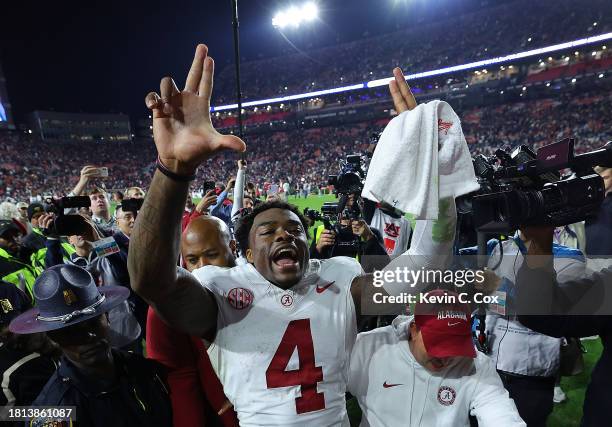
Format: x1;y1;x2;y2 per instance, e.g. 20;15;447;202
69;165;99;196
231;160;246;219
128;44;245;337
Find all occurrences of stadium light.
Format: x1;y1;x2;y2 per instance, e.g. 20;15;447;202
273;2;319;28
211;31;612;112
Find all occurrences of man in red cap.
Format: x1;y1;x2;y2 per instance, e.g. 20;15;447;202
348;289;525;426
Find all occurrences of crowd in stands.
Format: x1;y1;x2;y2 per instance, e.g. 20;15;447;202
213;0;610;103
1;88;610;201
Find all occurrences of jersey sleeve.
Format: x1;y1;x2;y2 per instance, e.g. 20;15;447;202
320;256;364;286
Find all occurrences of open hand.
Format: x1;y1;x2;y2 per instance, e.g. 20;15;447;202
145;44;246;175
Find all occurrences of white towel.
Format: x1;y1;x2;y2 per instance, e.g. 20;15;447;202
362;100;479;219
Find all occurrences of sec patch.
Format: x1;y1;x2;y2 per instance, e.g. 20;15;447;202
227;287;254;310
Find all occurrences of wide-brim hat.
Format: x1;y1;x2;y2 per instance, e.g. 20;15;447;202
9;264;129;334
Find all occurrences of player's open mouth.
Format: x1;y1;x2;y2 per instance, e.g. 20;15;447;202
272;247;300;271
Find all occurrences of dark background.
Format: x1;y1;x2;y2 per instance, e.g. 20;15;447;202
0;0;505;120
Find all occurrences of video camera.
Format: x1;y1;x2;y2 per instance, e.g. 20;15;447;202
304;202;362;258
120;198;144;215
469;138;612;233
43;196;92;236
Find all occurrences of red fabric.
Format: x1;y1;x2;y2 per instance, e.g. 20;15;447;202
146;308;239;427
182;209;203;232
414;290;476;359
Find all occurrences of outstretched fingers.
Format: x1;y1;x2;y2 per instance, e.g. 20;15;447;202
184;44;208;93
199;56;215;102
390;67;417;113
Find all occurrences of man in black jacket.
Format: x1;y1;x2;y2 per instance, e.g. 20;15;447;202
515;226;611;427
585;166;612;256
9;265;172;427
0;280;59;422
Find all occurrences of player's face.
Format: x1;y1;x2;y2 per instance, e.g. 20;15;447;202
409;322;455;372
247;208;309;289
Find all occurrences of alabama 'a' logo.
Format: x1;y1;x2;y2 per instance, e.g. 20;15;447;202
227;288;254;310
437;385;456;406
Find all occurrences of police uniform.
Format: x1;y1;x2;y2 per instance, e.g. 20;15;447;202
32;350;172;427
0;281;57;413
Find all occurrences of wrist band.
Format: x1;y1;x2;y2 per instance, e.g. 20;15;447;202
156;156;196;182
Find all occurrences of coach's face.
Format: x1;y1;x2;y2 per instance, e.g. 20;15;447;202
246;208;309;289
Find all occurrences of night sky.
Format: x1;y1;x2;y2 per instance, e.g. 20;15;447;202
1;0;501;122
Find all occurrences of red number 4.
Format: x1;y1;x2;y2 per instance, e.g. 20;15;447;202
266;319;325;414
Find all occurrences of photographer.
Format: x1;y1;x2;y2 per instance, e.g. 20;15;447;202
515;226;612;427
310;193;389;269
21;202;75;274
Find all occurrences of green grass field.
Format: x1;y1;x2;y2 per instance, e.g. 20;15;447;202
286;194;601;426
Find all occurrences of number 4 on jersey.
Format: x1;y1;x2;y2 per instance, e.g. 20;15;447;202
266;319;325;414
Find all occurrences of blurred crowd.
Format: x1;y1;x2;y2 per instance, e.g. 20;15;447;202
213;0;610;103
1;88;610;201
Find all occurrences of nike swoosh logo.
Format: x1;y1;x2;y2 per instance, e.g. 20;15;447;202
316;281;335;294
448;321;461;327
383;381;403;388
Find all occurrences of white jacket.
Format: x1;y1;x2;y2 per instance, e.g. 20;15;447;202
348;316;525;427
485;236;586;376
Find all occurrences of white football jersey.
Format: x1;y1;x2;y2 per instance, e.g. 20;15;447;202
348;316;525;427
369;208;412;257
193;256;363;426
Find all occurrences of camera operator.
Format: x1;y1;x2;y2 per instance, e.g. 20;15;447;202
21;202;75;275
310;193;389;270
515;226;612;427
585;166;612;257
467;228;586;426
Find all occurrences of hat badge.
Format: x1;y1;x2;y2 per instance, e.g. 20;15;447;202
0;299;13;314
63;290;78;306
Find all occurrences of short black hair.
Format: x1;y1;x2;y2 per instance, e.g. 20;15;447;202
235;200;309;253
